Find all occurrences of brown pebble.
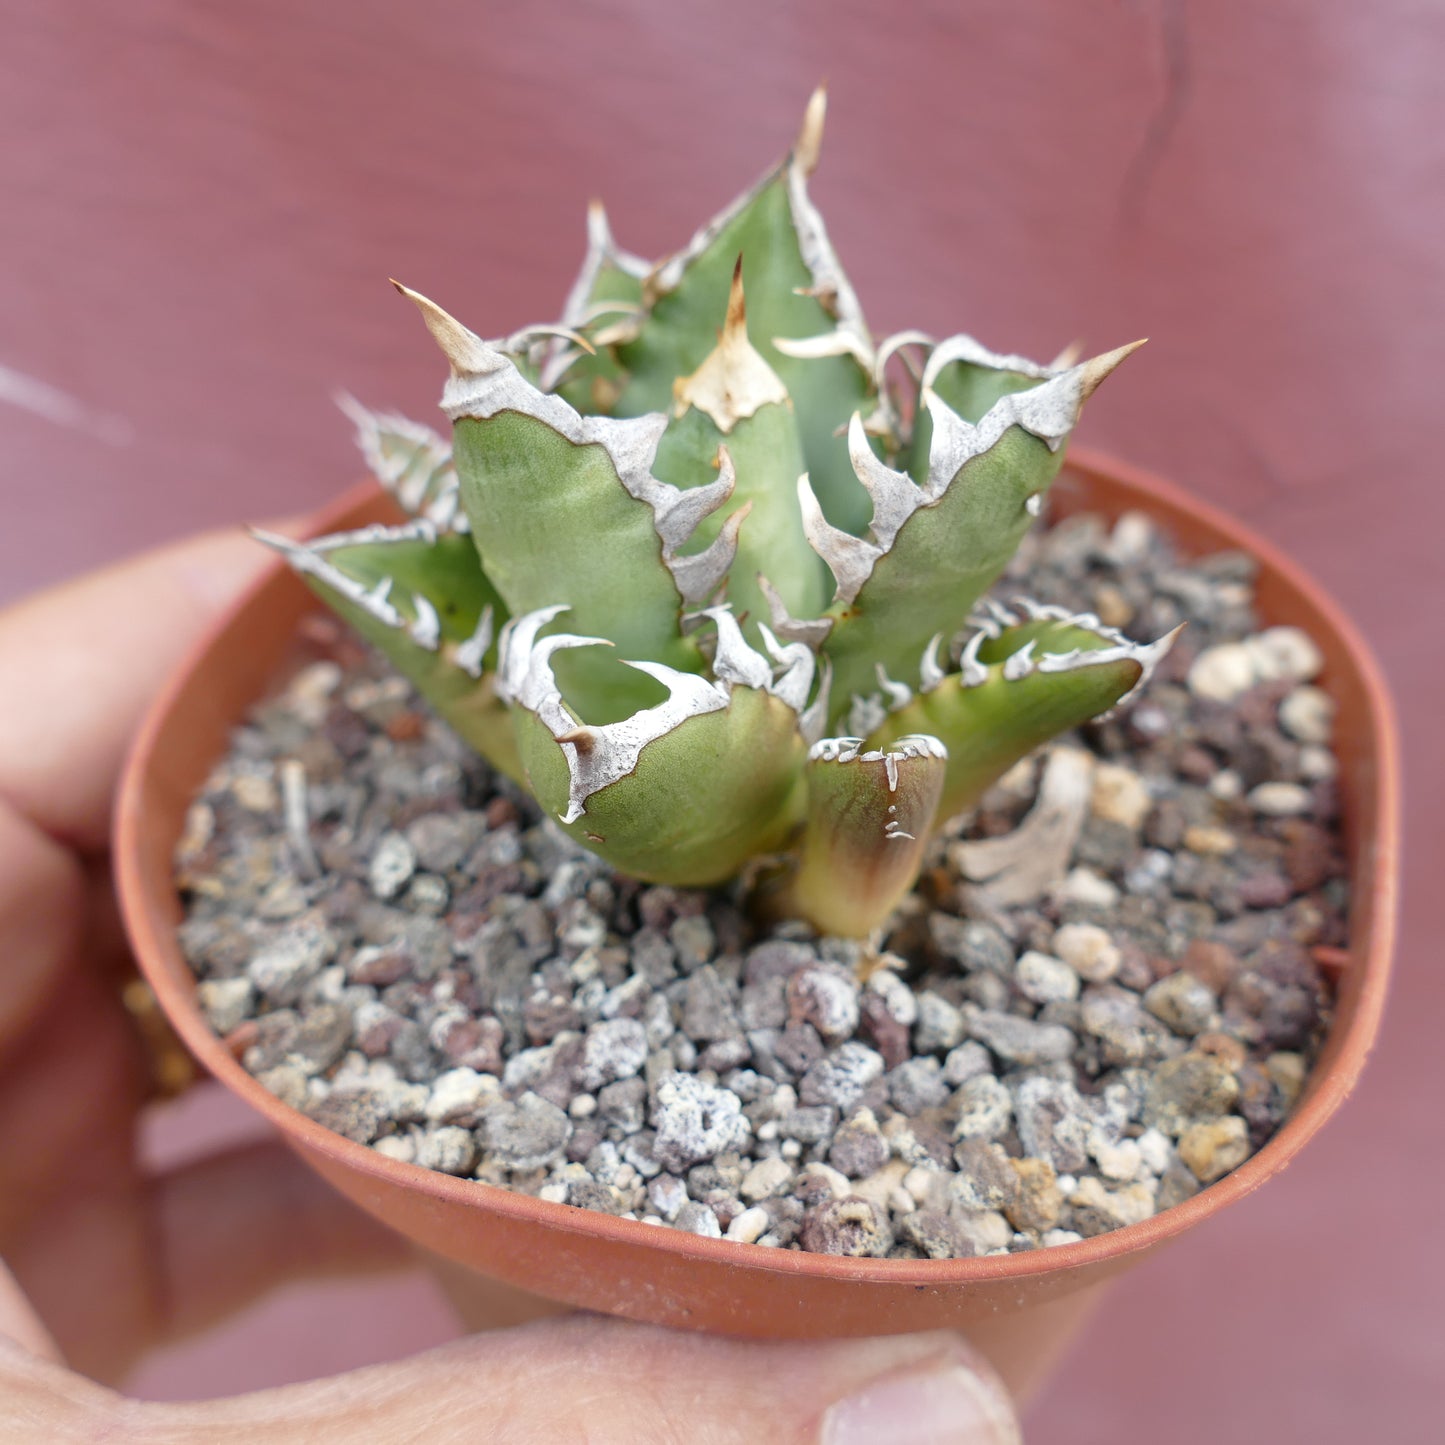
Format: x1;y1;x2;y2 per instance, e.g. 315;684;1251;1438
1006;1157;1062;1232
385;712;427;742
222;1019;260;1059
1182;938;1242;993
1193;1031;1248;1070
484;796;519;829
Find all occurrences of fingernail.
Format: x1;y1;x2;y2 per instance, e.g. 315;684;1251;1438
822;1360;1020;1445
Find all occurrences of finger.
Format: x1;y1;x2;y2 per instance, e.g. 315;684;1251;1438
0;525;293;854
0;1263;62;1363
148;1141;412;1348
135;1317;1021;1444
0;958;146;1239
0;798;89;1052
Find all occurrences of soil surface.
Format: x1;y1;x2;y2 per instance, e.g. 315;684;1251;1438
175;507;1347;1259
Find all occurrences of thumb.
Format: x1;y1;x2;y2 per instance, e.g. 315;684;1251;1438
133;1316;1022;1443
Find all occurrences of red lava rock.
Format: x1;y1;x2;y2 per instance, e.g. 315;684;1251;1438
483;796;519;829
1177;744;1219;783
385;711;427;742
1281;819;1339;893
1182;938;1243;992
859;992;911;1070
323;702;373;759
222;1019;260;1059
1192;1030;1248;1070
1238;867;1293;910
799;1196;894;1257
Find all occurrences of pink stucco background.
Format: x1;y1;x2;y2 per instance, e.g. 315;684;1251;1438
3;3;1440;1438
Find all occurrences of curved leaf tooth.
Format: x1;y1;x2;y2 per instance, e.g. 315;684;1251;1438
608;89;877;535
336;395;464;531
758;572;833;650
549;200;651;411
256;524;520;781
781;734;947;937
863;612;1179;823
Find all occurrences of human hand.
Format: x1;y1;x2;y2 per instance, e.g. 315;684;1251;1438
0;529;1020;1442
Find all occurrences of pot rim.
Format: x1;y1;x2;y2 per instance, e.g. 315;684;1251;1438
115;444;1399;1289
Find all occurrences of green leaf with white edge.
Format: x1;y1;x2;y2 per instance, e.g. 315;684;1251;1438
255;522;522;783
395;283;712;722
862;607;1179;824
774;734;947;938
810;342;1144;725
510;670;807;888
903;335;1078;481
337;396;464;531
650;263;831;637
612;91;876;534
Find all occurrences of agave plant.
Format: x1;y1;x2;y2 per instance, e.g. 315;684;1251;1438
261;90;1175;939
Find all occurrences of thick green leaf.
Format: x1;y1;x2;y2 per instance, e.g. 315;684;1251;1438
779;735;946;937
452;409;701;722
863;613;1169;823
511;684;806;886
263;525;521;783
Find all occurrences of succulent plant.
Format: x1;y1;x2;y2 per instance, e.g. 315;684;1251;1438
261;90;1176;939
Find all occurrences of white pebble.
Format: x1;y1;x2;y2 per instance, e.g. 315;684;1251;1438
1246;626;1323;683
538;1183;569;1205
373;1134;416;1164
1110;511;1155;562
197;977;254;1035
1183;825;1237;856
1091;764;1152;830
1043;1228;1084;1247
740;1155;793;1202
888;1186;916;1217
232;768;279;813
1015;951;1080;1004
1208;768;1244;801
1248;781;1312;817
801;1162;851;1199
726;1206;770;1244
1089;1133;1143;1183
568;1093;597;1119
425;1067;494;1124
1279;685;1335;744
1188;642;1257;702
1298;744;1337;781
368;832;418;900
285;660;343;724
1051;924;1121;983
1137;1128;1172;1175
901;1161;936;1208
1056;868;1120;908
865;968;918;1027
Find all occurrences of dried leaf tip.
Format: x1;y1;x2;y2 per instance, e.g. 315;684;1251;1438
795;84;828;176
1079;338;1147;401
671;258;789;432
724;254;748;338
390;280;500;377
586;198;614;249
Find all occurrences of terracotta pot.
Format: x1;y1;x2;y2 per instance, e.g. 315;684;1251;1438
115;449;1398;1401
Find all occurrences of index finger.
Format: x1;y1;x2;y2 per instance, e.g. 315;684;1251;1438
0;529;281;855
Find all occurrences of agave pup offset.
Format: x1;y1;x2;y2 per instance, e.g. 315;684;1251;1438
262;90;1176;939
